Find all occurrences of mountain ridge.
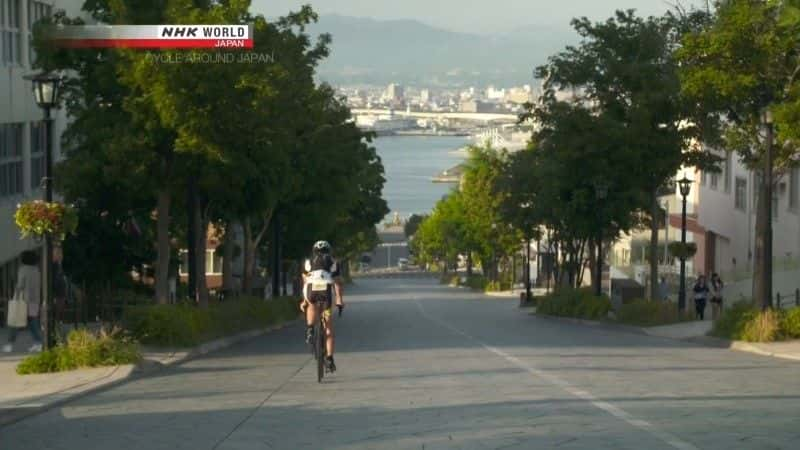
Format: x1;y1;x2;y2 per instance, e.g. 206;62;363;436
299;15;578;87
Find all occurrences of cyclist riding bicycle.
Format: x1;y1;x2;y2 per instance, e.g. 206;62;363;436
300;240;344;373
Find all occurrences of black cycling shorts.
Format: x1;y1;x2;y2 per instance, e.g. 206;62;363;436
304;284;333;310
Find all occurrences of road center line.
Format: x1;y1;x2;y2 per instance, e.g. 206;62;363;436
414;299;698;450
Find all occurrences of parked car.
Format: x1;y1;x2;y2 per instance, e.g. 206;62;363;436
398;258;409;270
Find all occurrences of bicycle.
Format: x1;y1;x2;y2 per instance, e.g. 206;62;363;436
310;302;343;383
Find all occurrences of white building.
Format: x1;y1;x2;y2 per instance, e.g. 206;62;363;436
486;86;505;101
1;0;82;303
610;150;800;302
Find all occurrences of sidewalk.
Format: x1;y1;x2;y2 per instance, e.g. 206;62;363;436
0;320;299;427
484;287;549;299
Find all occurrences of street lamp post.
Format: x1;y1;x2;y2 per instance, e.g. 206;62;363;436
763;110;774;310
272;213;281;298
525;238;532;302
24;72;62;350
678;176;693;312
594;181;609;297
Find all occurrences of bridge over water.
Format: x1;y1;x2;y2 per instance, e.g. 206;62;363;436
351;108;520;124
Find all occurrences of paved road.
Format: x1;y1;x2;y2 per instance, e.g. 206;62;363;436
2;278;800;449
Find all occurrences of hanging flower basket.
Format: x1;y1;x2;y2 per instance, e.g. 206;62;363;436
668;242;697;260
14;201;78;241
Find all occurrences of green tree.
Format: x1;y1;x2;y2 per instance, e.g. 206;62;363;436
404;214;427;239
535;10;718;297
677;0;800;309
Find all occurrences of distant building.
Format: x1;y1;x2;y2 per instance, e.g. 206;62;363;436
506;87;534;105
486;86;506;101
459;100;495;114
386;83;405;102
420;89;431;103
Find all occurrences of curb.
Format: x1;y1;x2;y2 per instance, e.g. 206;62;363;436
532;313;800;363
0;318;300;428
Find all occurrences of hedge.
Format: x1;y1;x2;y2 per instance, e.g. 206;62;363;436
536;288;612;320
616;299;694;327
123;296;300;347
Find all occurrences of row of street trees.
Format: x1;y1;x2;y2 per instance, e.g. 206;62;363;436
36;1;387;307
412;1;800;309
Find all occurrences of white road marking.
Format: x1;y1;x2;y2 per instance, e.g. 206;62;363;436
415;299;699;450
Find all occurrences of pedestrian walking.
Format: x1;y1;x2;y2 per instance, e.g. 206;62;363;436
658;276;670;301
710;272;724;320
692;274;710;321
2;251;43;353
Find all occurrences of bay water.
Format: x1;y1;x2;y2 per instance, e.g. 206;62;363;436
374;135;469;221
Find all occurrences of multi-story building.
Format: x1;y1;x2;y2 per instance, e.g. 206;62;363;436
610;150;800;301
385;83;404;103
1;0;82;303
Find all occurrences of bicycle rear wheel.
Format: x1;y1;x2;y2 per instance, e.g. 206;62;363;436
315;320;325;383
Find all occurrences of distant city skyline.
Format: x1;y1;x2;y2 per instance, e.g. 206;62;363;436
251;0;709;34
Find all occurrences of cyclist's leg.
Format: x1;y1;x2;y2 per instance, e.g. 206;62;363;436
324;305;335;357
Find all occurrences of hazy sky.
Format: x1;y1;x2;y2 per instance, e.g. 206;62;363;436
251;0;708;33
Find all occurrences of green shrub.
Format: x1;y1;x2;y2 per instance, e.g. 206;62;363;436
741;309;783;342
439;274;460;286
123;296;300;347
537;288;611;320
710;302;759;341
17;328;141;375
781;308;800;339
464;275;487;291
616;300;694;327
485;280;512;292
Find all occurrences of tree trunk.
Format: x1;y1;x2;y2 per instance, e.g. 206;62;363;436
221;221;235;295
466;252;473;277
649;187;659;300
187;181;197;301
242;217;255;296
155;188;171;304
193;196;209;308
752;169;767;309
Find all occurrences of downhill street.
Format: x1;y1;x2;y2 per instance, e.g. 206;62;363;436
1;278;800;449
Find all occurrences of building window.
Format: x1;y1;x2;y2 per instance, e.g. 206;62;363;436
1;0;22;65
790;168;799;212
27;0;50;65
735;177;747;211
180;249;223;275
724;152;732;193
0;123;24;199
710;171;719;190
701;170;707;186
30;121;45;190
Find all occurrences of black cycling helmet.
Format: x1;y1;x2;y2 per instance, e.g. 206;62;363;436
313;240;331;254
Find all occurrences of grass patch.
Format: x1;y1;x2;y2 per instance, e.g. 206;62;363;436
616;299;694;327
17;328;141;375
710;302;800;342
123;296;299;347
536;288;612;320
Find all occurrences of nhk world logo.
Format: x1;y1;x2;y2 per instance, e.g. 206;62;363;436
48;25;254;49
